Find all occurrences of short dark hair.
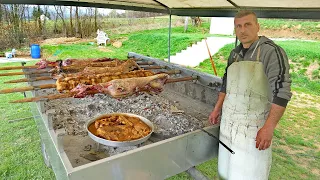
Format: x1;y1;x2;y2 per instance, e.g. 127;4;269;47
235;10;258;23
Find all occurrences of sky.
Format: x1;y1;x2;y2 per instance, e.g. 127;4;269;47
28;5;125;18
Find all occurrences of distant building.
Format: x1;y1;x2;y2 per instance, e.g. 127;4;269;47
210;17;234;35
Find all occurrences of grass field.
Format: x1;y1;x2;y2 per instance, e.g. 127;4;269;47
41;23;211;60
1;22;320;179
259;18;320;34
0;63;55;179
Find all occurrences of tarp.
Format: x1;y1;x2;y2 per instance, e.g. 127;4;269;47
1;0;320;19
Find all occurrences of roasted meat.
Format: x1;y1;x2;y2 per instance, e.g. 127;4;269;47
35;57;115;69
82;59;141;75
56;70;155;92
93;114;151;141
35;59;56;69
50;60;123;76
71;73;169;98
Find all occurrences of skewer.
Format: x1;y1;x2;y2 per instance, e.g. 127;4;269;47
0;84;56;94
0;69;49;76
166;76;197;83
1;72;185;94
4;76;53;83
4;69;181;84
10;76;197;103
0;64;55;70
134;61;154;65
0;58;142;71
1;70;184;93
0;64;163;77
143;66;166;70
0;61;119;76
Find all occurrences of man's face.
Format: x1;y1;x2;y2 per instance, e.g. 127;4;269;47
234;14;260;46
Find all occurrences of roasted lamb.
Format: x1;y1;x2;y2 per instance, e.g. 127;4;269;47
56;70;155;92
35;57;115;69
71;73;169;98
82;59;141;74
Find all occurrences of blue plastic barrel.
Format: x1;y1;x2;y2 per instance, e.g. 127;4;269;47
31;44;41;58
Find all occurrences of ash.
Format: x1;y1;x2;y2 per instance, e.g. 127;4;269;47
42;89;205;138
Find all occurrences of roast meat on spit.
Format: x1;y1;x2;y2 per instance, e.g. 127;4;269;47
35;57;115;69
71;73;169;98
82;59;141;75
56;70;155;92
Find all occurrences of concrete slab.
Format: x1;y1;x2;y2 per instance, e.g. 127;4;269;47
165;37;235;67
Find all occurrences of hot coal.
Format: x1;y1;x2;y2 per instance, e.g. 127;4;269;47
42;89;205;138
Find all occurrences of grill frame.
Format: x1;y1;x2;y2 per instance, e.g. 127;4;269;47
24;53;222;180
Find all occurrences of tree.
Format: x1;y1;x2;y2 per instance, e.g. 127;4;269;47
108;9;118;18
70;6;74;36
94;7;98;32
0;4;3;25
191;17;202;27
75;6;82;38
54;5;68;36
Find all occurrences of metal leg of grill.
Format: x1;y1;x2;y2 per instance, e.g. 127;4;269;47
186;166;210;180
41;141;51;168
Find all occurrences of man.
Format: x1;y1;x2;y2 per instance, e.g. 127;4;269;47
209;10;292;180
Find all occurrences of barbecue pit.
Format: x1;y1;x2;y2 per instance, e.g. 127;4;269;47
24;52;222;180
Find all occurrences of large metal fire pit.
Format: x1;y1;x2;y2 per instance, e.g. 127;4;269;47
24;53;222;180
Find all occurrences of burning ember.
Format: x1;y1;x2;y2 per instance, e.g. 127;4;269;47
42;89;205;139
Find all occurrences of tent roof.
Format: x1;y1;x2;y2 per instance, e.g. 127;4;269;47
2;0;320;19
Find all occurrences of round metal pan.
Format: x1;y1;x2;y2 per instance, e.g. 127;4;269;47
86;113;154;147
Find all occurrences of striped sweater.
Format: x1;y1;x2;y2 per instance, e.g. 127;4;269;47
220;36;292;107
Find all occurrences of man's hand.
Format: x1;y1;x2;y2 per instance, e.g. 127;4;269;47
255;125;274;150
209;92;226;125
255;103;286;150
209;110;220;124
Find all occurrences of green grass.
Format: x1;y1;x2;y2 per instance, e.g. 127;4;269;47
0;62;55;179
42;23;210;60
259;18;320;34
276;41;320;64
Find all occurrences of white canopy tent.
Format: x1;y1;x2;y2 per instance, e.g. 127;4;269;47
2;0;320;19
2;0;320;61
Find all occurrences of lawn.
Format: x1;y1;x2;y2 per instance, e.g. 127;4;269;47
0;62;55;179
0;22;319;179
259;18;320;34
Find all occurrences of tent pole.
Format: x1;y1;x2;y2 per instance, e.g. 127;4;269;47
168;13;172;63
235;36;238;48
